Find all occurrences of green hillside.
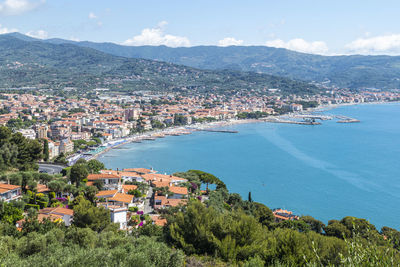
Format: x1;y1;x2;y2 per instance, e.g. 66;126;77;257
24;32;400;90
0;34;318;95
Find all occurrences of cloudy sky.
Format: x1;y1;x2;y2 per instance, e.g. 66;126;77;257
1;0;400;55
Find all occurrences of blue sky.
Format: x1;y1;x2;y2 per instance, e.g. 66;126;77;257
1;0;400;55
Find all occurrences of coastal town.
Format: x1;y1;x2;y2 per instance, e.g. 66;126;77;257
0;88;399;165
0;88;399;231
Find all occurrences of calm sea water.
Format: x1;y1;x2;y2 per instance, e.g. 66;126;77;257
99;103;400;229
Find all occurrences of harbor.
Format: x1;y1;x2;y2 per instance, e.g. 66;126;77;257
67;106;363;166
264;112;360;125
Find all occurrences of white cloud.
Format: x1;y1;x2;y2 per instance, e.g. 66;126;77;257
123;21;190;47
345;34;400;54
266;38;329;54
218;37;244;47
0;24;17;34
26;29;47;39
157;20;168;28
69;36;80;42
88;12;97;19
0;0;44;16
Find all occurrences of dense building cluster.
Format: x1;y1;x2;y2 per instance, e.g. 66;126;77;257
0;89;398;162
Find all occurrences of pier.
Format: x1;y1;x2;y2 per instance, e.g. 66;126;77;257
264;118;321;125
142;137;156;141
335;115;360;123
292;114;333;120
195;129;239;133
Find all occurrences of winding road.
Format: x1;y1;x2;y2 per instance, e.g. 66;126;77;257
38;163;66;174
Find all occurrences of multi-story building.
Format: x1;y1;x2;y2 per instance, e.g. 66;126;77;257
48;140;60;159
59;138;74;154
124;109;139;121
36;125;48;139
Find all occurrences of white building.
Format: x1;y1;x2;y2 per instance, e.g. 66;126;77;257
17;129;36;140
59;139;74;154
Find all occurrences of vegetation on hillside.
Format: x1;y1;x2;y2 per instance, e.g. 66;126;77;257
0;126;42;171
0;35;319;95
0;125;398;266
30;32;400;90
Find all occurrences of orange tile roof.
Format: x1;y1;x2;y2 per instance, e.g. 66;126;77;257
141;173;186;182
122;185;137;193
101;170;141;177
95;190;118;198
123;168;153;174
40;207;74;216
169;186;188;195
151;181;170;188
38;213;63;222
0;183;20;191
87;173;120;180
109;193;134;204
164;199;187;207
36;184;50;193
151;215;167;226
154;196;187;208
53;207;74;216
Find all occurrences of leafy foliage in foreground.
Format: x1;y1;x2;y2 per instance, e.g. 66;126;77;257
0;225;184;267
166;200;400;266
1;166;400;266
0;126;42;171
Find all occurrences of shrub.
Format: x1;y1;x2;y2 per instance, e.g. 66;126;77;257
25;204;40;211
128;206;139;212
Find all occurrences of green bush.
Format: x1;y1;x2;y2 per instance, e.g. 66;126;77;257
36;201;48;209
25;204;40;211
128;206;139;212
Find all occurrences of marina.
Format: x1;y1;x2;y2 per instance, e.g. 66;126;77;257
265;112;360;125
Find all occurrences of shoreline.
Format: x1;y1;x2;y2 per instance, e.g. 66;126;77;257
82;100;399;163
86;118;260;162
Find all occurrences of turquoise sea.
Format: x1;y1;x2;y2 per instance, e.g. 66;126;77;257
99;103;400;229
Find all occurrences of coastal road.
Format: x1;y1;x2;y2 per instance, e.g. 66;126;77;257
143;187;154;214
38;163;65;174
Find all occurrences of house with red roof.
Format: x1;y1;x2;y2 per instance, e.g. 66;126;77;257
38;207;74;226
87;173;120;190
0;183;22;202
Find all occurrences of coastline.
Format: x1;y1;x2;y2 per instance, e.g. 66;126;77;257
311;100;400;113
97;102;400;229
82;100;399;163
86;118;261;162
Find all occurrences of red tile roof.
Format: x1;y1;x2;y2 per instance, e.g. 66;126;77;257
87;173;120;180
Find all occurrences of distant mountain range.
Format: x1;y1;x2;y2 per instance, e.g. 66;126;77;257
8;32;400;90
0;33;318;94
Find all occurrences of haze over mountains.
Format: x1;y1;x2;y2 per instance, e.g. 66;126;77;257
8;32;400;90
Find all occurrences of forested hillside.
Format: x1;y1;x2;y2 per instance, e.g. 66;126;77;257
0;34;319;95
17;32;400;90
